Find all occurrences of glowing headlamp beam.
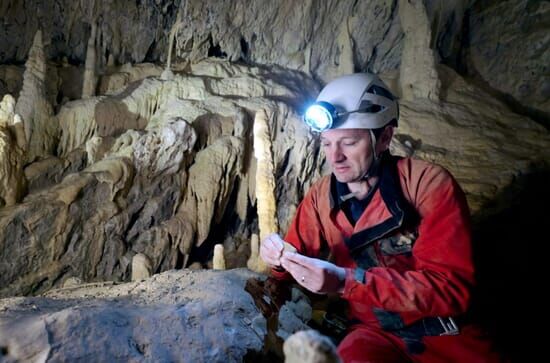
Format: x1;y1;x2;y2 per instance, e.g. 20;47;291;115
303;101;377;132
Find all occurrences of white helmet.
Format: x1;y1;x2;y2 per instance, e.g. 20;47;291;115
304;73;398;132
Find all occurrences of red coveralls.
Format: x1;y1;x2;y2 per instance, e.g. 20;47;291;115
273;156;502;363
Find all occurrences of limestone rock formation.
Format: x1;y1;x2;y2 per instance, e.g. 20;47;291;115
177;135;243;247
85;135;105;166
57;97;103;157
0;60;322;296
131;253;153;281
0;0;469;83
247;233;262;272
14;30;57;163
213;244;226;270
2;0;547;130
399;0;441;101
0;65;23;99
391;65;550;213
252;108;278;273
98;63;164;96
0;269;276;362
23;149;88;193
467;0;550;122
161;5;185;81
82;22;98;99
0;95;26;207
0;95;26;150
130;118;197;178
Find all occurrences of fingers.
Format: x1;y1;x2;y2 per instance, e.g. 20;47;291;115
280;253;305;272
259;233;285;267
281;251;315;266
280;253;316;286
281;253;345;294
282;241;297;254
281;259;309;285
280;252;316;277
269;234;285;250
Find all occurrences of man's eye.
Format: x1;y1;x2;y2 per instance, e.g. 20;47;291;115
322;143;330;148
343;141;356;146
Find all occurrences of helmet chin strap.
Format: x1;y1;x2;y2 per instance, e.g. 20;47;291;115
360;129;381;182
339;130;382;202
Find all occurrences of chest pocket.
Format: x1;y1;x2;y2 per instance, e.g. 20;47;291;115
379;231;417;256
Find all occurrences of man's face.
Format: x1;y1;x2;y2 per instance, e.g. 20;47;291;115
320;128;373;183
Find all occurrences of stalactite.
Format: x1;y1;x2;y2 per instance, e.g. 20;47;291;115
161;6;184;81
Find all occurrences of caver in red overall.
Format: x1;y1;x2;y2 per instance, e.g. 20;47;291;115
273;155;503;363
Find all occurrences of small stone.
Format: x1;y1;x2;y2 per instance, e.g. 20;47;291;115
283;329;341;363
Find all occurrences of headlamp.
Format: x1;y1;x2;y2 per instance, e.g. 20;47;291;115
303;101;337;132
303;100;380;132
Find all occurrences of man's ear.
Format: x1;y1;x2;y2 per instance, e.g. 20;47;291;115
376;126;394;154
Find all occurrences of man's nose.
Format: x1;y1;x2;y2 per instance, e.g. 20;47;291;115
327;145;345;163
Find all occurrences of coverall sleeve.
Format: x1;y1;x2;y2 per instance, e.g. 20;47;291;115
342;165;475;323
270;184;326;280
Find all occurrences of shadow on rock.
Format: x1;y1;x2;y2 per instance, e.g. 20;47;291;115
471;164;550;362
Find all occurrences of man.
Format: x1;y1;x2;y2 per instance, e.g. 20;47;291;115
260;74;501;362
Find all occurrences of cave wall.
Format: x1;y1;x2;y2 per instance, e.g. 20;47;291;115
465;0;550;125
1;0;547;124
0;0;469;81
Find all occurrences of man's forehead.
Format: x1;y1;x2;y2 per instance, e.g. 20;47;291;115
320;128;370;139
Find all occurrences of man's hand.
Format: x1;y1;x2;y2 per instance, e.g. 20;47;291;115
281;252;346;294
260;233;285;268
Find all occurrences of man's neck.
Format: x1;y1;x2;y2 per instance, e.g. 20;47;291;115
347;176;379;200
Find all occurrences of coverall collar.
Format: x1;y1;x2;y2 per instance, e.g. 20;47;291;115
331;154;418;255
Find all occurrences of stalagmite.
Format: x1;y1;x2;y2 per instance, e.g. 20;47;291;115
85;136;103;166
63;276;83;288
12;114;26;150
252;108;278;273
213;244;226;270
82;22;98;98
246;234;261;272
398;0;441;101
0;94;26;206
176;135;243;252
15;29;57;163
247;233;297;273
0;94;26;149
131;253;153;281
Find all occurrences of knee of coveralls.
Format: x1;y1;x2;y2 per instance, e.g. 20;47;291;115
337;324;411;363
